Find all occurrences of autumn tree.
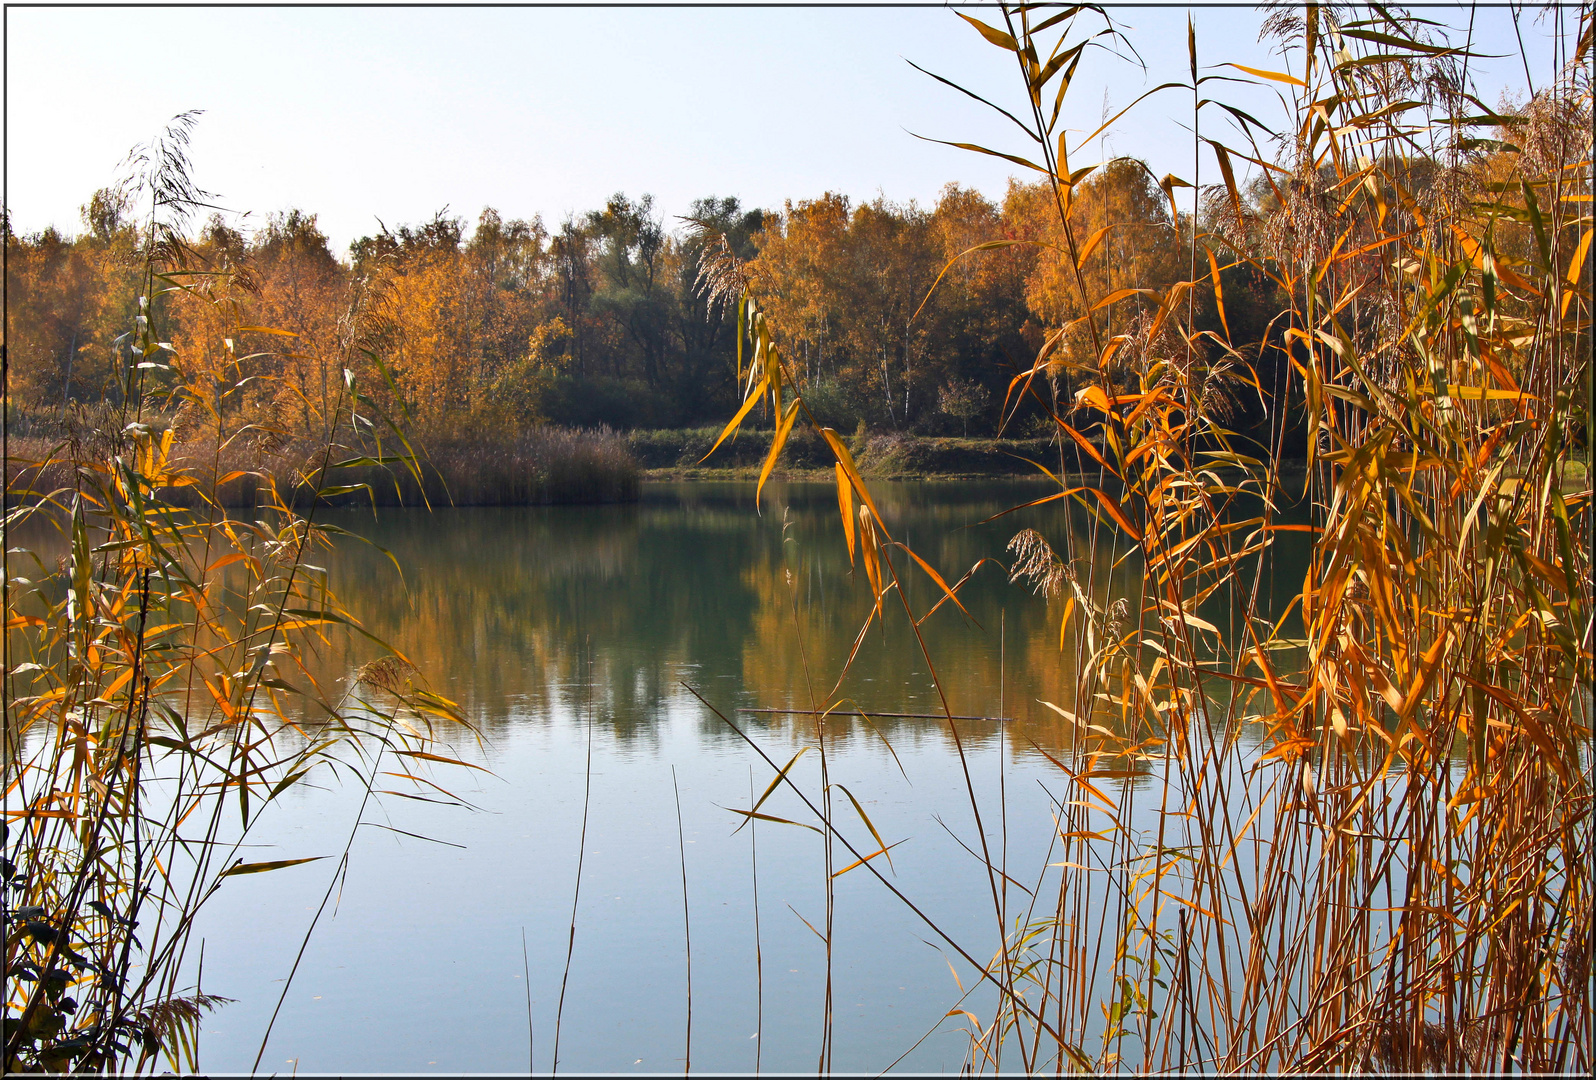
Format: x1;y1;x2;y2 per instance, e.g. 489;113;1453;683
5;189;142;413
241;211;349;434
748;185;1033;433
920;182;1036;433
1004;158;1184;338
749;192;940;427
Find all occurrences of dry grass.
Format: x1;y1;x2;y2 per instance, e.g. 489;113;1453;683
412;427;638;506
6;423;638;510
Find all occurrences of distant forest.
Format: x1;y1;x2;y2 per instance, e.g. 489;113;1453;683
0;156;1463;443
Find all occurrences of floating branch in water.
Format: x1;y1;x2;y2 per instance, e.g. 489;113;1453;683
739;708;1017;722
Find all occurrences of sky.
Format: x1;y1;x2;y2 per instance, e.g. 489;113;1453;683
3;3;1571;255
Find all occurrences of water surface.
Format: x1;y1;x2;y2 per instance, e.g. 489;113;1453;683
183;479;1300;1073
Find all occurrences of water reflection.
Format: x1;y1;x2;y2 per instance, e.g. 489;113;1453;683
308;480;1173;754
6;478;1310;774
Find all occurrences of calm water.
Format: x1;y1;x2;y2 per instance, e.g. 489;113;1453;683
165;480;1302;1072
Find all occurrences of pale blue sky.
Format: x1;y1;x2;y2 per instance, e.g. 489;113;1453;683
4;3;1566;254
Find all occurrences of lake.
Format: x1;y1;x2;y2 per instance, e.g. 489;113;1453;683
176;479;1305;1073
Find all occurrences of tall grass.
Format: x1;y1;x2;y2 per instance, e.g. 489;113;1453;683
6;422;638;509
699;3;1591;1072
2;117;471;1073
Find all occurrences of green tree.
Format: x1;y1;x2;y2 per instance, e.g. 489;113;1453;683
588;193;674;390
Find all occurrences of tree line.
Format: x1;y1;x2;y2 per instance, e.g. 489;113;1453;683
6;133;1568;448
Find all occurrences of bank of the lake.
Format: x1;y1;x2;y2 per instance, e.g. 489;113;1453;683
629;426;1092;481
3;424;641;507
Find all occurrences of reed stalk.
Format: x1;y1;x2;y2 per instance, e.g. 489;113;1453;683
2;116;470;1073
701;3;1592;1072
672;764;693;1074
551;693;593;1075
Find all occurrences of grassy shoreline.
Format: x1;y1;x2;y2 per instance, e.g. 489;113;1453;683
4;424;640;508
633;428;1592;486
629;427;1088;481
11;424;1583;500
